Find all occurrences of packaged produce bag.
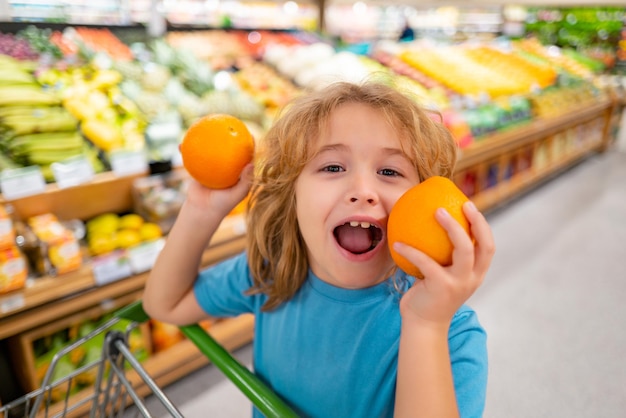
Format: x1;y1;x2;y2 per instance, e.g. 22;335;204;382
27;213;82;276
0;245;28;294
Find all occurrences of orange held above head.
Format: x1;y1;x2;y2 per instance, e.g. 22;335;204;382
180;113;255;189
387;176;471;279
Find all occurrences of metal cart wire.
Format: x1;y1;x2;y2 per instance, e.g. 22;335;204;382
0;301;297;418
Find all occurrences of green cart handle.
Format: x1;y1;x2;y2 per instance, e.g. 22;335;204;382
115;300;299;418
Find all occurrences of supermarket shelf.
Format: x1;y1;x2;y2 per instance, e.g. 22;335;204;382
0;170;147;221
456;96;613;172
0;163;244;324
0;230;246;340
472;138;604;212
456;93;615;214
0;209;244;320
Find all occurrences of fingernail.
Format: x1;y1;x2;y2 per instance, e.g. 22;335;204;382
465;201;477;212
436;207;449;217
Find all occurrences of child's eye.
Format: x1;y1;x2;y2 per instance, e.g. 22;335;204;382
322;165;344;173
379;168;401;177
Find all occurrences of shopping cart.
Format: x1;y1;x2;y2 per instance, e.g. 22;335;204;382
0;301;297;418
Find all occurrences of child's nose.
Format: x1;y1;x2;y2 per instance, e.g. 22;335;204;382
349;175;379;205
350;196;376;204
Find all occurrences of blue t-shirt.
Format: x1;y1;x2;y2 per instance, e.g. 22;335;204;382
194;252;487;418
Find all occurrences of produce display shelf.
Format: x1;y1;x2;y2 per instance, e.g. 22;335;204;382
0;170;147;222
0;218;246;340
455;93;615;213
456;95;613;172
472;137;604;212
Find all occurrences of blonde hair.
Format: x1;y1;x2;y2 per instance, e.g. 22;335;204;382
246;80;457;311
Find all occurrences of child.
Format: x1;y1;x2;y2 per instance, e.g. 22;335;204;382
143;81;495;418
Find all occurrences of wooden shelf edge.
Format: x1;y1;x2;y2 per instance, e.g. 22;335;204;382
473;140;603;213
457;97;612;171
0;235;246;339
0;214;245;322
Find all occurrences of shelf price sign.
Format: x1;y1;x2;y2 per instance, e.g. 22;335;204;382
92;250;133;286
0;166;46;200
128;238;165;274
51;156;95;189
109;150;148;177
0;293;25;314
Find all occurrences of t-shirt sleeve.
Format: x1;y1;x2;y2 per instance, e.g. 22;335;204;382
448;305;488;418
193;251;258;317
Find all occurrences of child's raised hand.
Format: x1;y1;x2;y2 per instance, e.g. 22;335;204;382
393;201;495;327
185;163;254;219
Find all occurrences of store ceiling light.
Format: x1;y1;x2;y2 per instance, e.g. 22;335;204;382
284;1;299;15
352;2;367;15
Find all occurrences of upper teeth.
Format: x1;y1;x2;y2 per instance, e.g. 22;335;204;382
349;221;371;228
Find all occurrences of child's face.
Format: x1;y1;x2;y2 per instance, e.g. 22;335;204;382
295;102;420;289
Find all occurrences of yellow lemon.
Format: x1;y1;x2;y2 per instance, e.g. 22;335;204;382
139;223;163;241
119;213;145;230
116;229;142;249
87;213;119;235
88;234;117;256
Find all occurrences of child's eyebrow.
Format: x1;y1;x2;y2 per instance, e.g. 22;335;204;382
382;147;408;157
315;144;405;156
317;143;346;153
311;143;347;157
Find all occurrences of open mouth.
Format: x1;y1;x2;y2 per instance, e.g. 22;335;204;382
333;221;383;255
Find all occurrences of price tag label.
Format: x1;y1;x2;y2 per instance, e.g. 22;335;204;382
171;146;183;167
0;293;25;314
0;166;46;200
51;156;95;189
127;238;165;274
92;251;133;286
146;117;182;144
109;150;148;177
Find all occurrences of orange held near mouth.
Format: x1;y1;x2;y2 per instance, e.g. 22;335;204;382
387;176;471;279
180;114;255;189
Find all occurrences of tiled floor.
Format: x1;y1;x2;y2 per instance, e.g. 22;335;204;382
132;129;626;417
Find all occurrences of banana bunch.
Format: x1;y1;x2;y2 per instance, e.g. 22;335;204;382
0;55;103;180
0;55;37;83
0;105;90;180
0;106;76;136
0;55;59;108
38;64;147;154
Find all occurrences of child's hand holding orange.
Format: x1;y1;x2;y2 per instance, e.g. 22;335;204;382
387;176;495;325
180;114;255;216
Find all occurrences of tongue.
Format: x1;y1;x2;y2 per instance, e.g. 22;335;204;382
335;224;372;254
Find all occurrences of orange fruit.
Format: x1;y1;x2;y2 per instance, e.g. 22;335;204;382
387;176;471;279
180;114;254;189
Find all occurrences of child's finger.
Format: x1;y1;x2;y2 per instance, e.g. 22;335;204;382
392;242;442;279
231;164;254;193
241;163;255;180
435;207;474;274
463;201;496;275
